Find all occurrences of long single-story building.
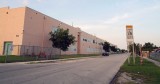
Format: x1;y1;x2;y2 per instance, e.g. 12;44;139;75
0;7;116;56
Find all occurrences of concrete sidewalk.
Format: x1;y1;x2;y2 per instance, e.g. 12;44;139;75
144;57;160;67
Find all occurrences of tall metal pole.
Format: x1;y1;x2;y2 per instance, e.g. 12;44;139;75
127;45;130;64
132;42;135;64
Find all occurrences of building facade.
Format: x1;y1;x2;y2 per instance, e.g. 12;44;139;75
0;7;113;56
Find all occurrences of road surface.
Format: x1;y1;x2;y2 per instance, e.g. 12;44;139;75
0;54;128;84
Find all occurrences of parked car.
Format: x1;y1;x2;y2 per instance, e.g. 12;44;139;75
102;52;109;56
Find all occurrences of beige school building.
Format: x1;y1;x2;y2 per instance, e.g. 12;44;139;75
0;7;116;56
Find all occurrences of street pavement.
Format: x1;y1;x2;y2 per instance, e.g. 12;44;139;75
0;53;128;84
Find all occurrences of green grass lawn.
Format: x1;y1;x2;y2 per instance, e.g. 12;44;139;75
120;56;160;84
0;55;36;63
0;54;100;63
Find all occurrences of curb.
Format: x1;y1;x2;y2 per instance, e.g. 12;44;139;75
109;70;121;84
27;56;101;64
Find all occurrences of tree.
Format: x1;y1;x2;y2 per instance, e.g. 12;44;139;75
49;28;75;51
142;42;157;52
110;46;117;52
102;42;110;52
129;43;141;55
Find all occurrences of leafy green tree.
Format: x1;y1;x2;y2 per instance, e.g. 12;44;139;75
102;42;110;52
142;42;157;52
110;46;117;52
129;43;141;55
49;28;75;51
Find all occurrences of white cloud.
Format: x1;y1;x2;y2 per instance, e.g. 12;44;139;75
104;13;130;24
22;0;29;6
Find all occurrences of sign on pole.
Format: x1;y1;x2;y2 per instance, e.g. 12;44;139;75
126;25;135;64
126;25;134;45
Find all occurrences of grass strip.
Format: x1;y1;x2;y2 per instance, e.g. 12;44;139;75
0;54;100;63
119;56;160;84
0;55;37;63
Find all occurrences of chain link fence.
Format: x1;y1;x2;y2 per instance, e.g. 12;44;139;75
0;45;61;63
150;51;160;61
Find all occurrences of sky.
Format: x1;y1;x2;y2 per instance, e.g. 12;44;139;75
0;0;160;49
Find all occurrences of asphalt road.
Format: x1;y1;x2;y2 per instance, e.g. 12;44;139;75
0;53;128;84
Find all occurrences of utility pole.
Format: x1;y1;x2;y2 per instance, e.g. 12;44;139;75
132;42;135;64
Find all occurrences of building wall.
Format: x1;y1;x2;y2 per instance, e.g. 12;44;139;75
0;7;111;55
22;7;81;55
80;31;104;54
0;7;25;55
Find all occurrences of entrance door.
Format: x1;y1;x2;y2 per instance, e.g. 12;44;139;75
3;42;13;55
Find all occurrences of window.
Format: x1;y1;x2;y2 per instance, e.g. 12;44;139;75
16;35;19;37
93;40;95;43
83;38;87;42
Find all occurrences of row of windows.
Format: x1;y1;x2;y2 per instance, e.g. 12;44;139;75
86;48;102;53
82;38;102;45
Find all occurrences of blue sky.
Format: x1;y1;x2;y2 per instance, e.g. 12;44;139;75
0;0;160;49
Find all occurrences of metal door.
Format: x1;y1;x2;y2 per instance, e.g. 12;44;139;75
3;42;13;55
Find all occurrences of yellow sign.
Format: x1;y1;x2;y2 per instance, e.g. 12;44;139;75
126;25;133;29
126;25;133;39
